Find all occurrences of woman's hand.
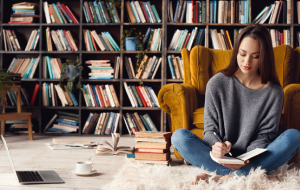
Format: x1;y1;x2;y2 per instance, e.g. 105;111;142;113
212;141;232;158
221;160;250;170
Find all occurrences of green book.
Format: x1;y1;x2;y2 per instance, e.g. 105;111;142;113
98;34;110;51
151;5;161;23
83;85;91;107
202;1;206;23
103;32;116;50
57;111;79;118
88;2;98;23
93;2;103;23
87;30;95;51
106;32;120;51
147;29;154;50
139;114;151;131
176;30;187;51
131;85;144;107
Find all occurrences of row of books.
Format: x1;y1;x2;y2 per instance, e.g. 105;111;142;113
5;84;39;106
83;1;120;23
167;55;183;80
123;82;159;108
7;57;40;79
168;27;205;51
42;83;79;107
134;132;172;165
169;0;206;23
82;84;120;107
43;56;62;79
82;112;120;134
139;27;162;51
46;27;78;51
252;1;290;24
270;29;291;47
124;55;161;80
125;1;161;23
83;29;120;51
44;1;79;24
3;29;40;51
44;111;79;133
9;2;39;24
210;29;233;50
9;123;34;133
86;58;120;79
123;113;158;135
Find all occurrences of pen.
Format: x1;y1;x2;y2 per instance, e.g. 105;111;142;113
214;132;232;156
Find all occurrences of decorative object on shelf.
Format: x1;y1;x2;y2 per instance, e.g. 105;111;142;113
125;37;137;51
59;56;83;92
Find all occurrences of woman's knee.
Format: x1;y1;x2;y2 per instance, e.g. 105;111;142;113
171;128;190;146
281;129;300;144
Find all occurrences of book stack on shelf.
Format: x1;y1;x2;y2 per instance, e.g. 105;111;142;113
123;82;159;108
10;2;39;24
124;55;161;79
83;1;120;23
7;57;40;79
123;112;158;135
134;132;172;165
167;55;183;79
7;119;35;134
82;84;120;107
83;29;120;51
46;27;78;51
169;0;206;23
43;1;79;24
43;56;62;79
44;112;79;133
125;1;161;23
168;27;205;51
86;58;120;79
82;112;120;135
209;29;233;50
42;83;79;107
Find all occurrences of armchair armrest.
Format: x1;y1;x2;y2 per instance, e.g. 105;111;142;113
158;83;198;132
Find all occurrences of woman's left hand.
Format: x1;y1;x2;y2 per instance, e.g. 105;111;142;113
220;160;250;170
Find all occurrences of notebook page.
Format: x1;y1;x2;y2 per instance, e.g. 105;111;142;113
236;148;268;161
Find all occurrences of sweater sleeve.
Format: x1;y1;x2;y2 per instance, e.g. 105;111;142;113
203;87;221;148
246;90;284;152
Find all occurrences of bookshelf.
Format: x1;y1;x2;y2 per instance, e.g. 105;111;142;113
0;0;298;136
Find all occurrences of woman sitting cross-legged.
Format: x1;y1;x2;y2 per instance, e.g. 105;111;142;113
171;24;300;184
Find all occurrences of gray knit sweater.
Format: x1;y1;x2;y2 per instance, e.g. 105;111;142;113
203;72;284;157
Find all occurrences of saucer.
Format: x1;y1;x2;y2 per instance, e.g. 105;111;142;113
71;169;97;176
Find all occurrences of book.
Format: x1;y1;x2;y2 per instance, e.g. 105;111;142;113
135;131;171;138
210;148;268;165
96;133;133;155
135;151;170;161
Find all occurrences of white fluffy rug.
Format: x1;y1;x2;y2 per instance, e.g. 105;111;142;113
103;161;300;190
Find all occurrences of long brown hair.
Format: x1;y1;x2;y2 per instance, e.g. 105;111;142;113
220;24;280;86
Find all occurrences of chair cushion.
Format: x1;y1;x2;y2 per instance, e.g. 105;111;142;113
193;107;204;129
190;128;204;139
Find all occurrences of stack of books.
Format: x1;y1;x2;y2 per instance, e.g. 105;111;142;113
252;1;291;24
42;56;62;79
43;1;79;24
169;0;206;23
46;27;78;51
168;27;205;51
134;132;172;165
82;84;120;108
270;29;291;47
123;82;159;108
83;29;120;51
123;112;158;135
124;55;161;79
7;57;40;79
167;55;183;80
125;1;161;23
141;27;162;51
83;1;120;23
82;112;120;135
210;29;233;50
5;87;30;107
44;111;79;133
3;29;40;51
10;2;39;24
42;83;79;107
7;119;35;134
86;58;120;79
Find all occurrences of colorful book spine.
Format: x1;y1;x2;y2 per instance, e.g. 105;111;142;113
67;90;78;106
93;1;103;23
98;2;108;23
167;55;176;79
151;5;161;23
52;3;64;23
57;2;73;23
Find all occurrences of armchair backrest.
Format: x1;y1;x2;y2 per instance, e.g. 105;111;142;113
181;45;299;95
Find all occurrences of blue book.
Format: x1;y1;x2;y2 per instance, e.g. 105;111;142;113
92;85;100;107
47;128;71;133
194;29;202;45
45;83;49;106
105;32;120;50
167;55;176;79
173;0;180;23
30;29;40;50
146;86;157;107
67;90;78;106
88;76;114;79
98;2;108;23
13;9;35;12
9;59;19;72
59;30;71;51
55;119;77;126
213;1;217;23
241;1;244;23
109;2;119;23
82;113;93;133
246;0;249;23
9;92;17;105
176;29;188;51
129;114;139;131
103;32;116;50
83;3;89;23
93;1;103;23
13;12;35;15
174;30;185;51
105;112;115;135
110;113;118;134
26;58;39;78
52;3;64;23
23;58;36;78
46;56;53;79
142;27;151;47
130;2;139;23
143;2;152;23
84;3;91;22
57;2;73;23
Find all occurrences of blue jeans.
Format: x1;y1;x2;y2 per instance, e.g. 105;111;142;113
171;128;300;176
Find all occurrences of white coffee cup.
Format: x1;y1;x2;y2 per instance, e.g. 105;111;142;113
76;161;94;174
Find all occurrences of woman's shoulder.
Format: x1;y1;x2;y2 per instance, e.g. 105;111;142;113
207;72;230;87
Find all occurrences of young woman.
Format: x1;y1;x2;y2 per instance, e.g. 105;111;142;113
171;24;300;183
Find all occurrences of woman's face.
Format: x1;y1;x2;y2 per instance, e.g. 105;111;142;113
237;36;260;75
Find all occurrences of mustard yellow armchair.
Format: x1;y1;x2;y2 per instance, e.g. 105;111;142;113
158;45;300;163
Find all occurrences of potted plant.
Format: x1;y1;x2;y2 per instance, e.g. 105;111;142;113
0;69;14;112
59;56;83;92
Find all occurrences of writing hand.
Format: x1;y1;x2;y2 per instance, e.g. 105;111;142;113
212;141;232;158
221;160;250;170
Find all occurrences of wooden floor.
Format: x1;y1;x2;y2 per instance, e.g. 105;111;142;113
1;135;300;190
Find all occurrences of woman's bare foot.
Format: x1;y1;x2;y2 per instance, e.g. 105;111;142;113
267;175;279;182
193;173;225;184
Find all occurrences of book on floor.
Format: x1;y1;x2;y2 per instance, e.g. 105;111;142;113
96;133;133;155
135;131;172;138
210;148;268;165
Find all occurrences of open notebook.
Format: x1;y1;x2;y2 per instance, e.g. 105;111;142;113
96;133;133;155
210;148;268;165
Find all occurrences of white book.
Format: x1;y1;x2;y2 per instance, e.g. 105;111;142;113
149;87;159;107
86;84;95;107
224;1;228;23
218;0;224;23
140;86;153;107
24;30;35;51
67;31;78;51
188;27;198;50
53;124;77;132
168;29;179;50
260;4;275;24
44;2;51;24
172;30;183;51
270;29;276;47
176;57;184;79
128;57;136;78
28;56;40;79
151;57;162;79
135;1;146;23
270;1;280;24
27;30;38;51
287;0;291;24
142;57;154;79
123;82;136;107
50;83;55;106
123;115;132;135
91;30;106;51
113;113;120;134
131;1;140;23
57;30;67;51
105;84;116;107
145;3;154;23
54;85;66;106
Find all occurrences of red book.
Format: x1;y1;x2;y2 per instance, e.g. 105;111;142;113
135;86;147;107
10;14;40;17
100;85;110;107
196;1;199;23
62;4;79;23
90;31;98;51
183;33;191;48
8;21;32;24
57;58;62;68
140;1;150;23
191;1;194;23
30;84;39;106
137;86;150;107
96;85;105;107
63;30;74;51
280;32;284;45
